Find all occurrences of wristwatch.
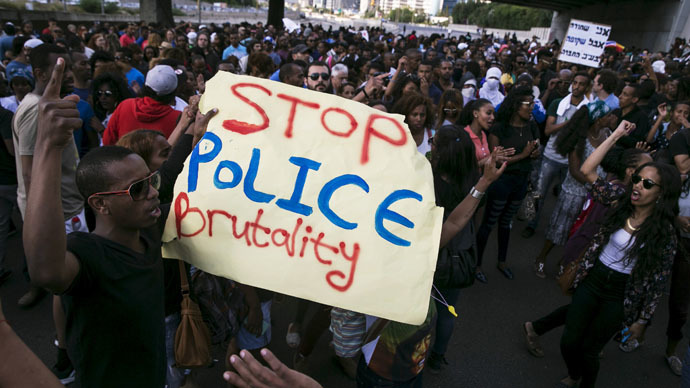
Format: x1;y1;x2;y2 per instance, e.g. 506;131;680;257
470;186;485;199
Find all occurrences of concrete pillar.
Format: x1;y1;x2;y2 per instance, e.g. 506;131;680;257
665;0;690;51
140;0;173;27
548;11;570;44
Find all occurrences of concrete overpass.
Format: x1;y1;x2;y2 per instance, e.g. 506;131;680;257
496;0;690;52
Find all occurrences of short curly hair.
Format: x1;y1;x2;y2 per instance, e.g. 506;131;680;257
391;92;435;130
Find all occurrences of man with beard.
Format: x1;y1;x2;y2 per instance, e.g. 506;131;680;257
305;61;330;93
12;44;88;384
434;59;456;92
541;69;573;112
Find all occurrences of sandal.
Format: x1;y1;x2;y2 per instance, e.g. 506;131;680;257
286;323;301;348
523;322;544;358
667;355;683;376
534;261;546;279
618;338;643;353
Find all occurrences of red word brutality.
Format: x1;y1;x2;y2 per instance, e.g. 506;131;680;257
220;82;408;165
174;192;360;293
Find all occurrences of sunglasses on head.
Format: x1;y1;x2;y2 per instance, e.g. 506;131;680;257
632;174;659;190
308;72;330;81
96;90;114;97
443;108;458;114
90;171;161;201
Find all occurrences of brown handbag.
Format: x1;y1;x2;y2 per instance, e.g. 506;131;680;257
174;260;213;368
557;250;586;296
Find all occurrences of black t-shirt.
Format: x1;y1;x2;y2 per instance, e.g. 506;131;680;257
489;120;539;174
669;128;690;159
0;107;16;185
63;221;166;388
615;106;652;148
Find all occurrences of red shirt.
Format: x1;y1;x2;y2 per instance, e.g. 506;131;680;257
103;97;181;145
464;125;490;163
120;33;136;48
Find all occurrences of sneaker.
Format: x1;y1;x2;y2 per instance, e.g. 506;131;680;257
54;368;75;385
618;338;643;353
521;227;536;239
534;262;546;279
475;270;488;284
667;355;683;376
17;286;47;308
0;268;11;286
427;352;448;374
52;348;76;385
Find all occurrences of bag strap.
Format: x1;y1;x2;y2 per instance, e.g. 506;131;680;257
178;260;190;294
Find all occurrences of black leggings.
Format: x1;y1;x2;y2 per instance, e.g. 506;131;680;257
560;260;628;388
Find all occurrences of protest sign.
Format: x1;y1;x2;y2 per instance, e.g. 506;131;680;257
161;72;444;325
559;19;612;68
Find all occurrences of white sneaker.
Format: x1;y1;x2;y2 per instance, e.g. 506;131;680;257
58;369;75;385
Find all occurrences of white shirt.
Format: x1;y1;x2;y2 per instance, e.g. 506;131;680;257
171;96;188;112
599;228;636;274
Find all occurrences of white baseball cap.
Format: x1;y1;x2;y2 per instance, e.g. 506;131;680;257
145;65;178;96
24;38;44;48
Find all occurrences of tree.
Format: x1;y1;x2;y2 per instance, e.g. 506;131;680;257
267;0;284;29
141;0;173;26
388;8;414;23
451;1;551;30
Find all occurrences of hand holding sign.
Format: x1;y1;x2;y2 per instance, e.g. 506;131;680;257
37;57;82;150
162;72;443;325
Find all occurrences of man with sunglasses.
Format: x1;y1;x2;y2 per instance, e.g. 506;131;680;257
22;57;214;387
305;61;330;93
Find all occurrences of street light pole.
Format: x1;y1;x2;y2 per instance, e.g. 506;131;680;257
101;0;105;14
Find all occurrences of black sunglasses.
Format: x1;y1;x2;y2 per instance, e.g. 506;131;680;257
96;90;114;97
308;72;330;81
632;174;658;190
90;171;161;201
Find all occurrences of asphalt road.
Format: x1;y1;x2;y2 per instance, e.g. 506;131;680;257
0;192;682;388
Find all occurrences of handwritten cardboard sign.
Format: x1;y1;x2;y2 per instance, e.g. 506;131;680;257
161;72;443;325
559;19;612;68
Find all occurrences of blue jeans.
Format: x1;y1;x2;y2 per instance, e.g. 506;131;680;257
528;157;567;230
432;287;460;356
165;313;185;388
356;356;423;388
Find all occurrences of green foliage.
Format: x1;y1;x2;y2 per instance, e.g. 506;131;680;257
172;7;186;16
414;11;426;24
364;9;376;18
451;0;552;30
388;8;414;23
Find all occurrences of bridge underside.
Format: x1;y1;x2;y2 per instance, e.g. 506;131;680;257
492;0;690;52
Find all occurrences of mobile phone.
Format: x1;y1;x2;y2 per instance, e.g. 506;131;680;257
620;327;631;343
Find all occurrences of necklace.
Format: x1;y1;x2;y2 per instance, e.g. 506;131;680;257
626;217;639;232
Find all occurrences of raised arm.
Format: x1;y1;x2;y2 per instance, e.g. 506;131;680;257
23;58;83;293
580;120;635;184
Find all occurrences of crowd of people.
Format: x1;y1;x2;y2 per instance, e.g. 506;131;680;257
0;16;689;388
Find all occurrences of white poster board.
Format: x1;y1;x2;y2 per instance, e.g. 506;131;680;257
559;19;611;68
